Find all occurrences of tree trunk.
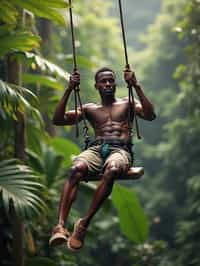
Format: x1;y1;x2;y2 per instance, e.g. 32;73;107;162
7;55;25;266
39;18;56;137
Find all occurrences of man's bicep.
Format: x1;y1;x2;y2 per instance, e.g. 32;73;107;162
132;99;145;119
134;99;156;121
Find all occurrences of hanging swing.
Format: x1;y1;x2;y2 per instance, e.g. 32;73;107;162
68;0;144;181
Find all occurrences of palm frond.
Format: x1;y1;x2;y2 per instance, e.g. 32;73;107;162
24;52;70;81
13;0;68;25
0;0;68;27
0;31;40;58
0;0;18;26
0;80;43;125
0;159;46;218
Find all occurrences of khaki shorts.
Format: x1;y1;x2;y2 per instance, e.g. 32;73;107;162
73;145;132;179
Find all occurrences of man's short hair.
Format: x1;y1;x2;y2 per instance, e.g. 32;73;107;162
95;67;115;82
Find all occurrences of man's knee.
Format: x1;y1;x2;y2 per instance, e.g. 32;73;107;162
104;161;122;182
69;161;88;183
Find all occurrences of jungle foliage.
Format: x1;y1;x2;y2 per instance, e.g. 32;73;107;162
0;0;199;266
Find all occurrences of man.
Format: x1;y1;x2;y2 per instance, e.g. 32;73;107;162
49;67;156;251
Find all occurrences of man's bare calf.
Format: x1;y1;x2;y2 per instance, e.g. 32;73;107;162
49;161;87;246
67;161;123;250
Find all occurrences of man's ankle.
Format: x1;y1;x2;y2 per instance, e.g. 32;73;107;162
80;218;89;228
57;222;65;227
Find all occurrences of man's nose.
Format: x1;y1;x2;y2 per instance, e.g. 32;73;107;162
106;80;110;86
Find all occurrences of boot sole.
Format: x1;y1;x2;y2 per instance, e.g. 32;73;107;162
49;233;68;247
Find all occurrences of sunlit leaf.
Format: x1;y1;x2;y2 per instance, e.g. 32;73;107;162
112;184;149;243
25;52;70;80
23;74;63;90
0;80;43;124
0;32;40;58
11;0;68;25
0;0;18;25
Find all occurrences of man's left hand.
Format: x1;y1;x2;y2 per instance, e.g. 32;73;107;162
124;69;138;87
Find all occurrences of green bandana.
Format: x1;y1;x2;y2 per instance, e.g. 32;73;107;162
100;143;111;160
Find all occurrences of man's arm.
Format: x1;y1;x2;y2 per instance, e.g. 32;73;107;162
124;70;156;121
52;72;83;126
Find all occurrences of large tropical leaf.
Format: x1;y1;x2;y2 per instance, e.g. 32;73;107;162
25;52;70;80
0;32;40;58
26;144;64;189
26;122;47;155
112;183;149;243
9;0;68;25
0;79;43;124
48;137;81;167
0;159;46;218
0;24;15;38
0;0;18;25
23;74;63;91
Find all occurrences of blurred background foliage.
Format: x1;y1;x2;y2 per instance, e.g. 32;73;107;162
0;0;200;265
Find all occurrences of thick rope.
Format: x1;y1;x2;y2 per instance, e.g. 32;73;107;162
118;0;141;139
118;0;129;70
69;0;77;71
68;0;89;146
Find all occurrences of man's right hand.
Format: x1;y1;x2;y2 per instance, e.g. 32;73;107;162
69;71;80;89
124;69;138;87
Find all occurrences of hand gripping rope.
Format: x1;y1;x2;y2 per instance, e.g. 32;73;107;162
118;0;141;139
68;0;89;149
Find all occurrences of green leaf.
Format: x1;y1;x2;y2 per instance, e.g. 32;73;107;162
0;24;15;38
0;159;46;218
0;32;40;58
25;52;70;80
112;184;149;243
41;144;64;187
26;123;45;155
23;74;63;90
26;144;64;188
0;159;19;168
48;137;81;167
0;80;43;124
0;0;18;25
11;0;68;25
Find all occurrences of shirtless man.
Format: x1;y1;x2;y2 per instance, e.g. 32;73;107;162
49;67;156;251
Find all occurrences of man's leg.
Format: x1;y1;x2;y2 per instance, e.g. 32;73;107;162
68;161;122;250
49;161;88;246
81;161;122;227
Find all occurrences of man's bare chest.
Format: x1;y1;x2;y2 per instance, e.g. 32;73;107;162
86;102;129;125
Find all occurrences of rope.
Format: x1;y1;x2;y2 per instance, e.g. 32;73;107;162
118;0;129;70
69;0;77;71
118;0;141;139
68;0;89;147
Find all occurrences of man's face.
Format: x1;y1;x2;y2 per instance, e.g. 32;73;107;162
95;71;116;97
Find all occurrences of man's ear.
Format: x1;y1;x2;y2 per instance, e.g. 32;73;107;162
95;83;97;89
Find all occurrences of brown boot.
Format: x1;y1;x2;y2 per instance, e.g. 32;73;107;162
49;224;70;247
67;219;87;251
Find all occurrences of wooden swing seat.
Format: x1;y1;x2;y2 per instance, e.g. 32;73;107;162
89;167;144;181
